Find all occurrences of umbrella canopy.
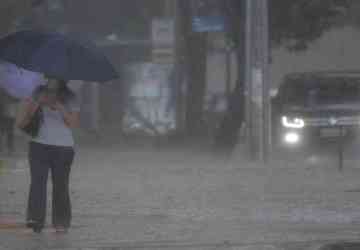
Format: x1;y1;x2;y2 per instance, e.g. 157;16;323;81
0;61;85;99
0;61;45;99
0;30;118;82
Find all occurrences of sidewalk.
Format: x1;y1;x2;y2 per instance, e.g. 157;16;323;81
1;136;360;249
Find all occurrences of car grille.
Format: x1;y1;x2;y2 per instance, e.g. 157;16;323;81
304;116;360;127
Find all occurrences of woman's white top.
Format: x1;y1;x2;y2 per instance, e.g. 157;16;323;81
32;97;80;147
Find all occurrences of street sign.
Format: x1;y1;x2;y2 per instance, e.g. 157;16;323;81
192;16;225;33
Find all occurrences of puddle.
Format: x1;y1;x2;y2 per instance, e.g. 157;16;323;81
344;189;360;193
319;242;360;250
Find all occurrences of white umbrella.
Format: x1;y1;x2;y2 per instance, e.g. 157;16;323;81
0;61;85;103
0;61;45;99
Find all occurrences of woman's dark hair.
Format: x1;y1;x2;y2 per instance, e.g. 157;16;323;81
56;79;75;103
33;78;75;103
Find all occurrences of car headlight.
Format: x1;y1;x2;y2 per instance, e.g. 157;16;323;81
282;116;305;129
284;132;300;144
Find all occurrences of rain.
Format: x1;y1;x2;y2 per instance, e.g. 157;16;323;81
0;1;359;250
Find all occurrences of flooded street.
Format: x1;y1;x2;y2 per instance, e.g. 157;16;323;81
1;139;360;249
1;1;360;249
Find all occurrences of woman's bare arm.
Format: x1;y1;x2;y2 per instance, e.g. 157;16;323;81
55;102;80;128
15;99;40;129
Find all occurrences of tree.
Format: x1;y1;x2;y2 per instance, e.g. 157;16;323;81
270;0;350;51
214;0;351;152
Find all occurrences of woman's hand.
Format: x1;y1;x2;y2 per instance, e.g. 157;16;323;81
54;102;80;128
24;98;40;115
54;102;66;113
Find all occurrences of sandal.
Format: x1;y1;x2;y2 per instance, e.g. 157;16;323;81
26;220;43;233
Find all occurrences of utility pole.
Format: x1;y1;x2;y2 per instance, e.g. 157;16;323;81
245;0;270;163
173;0;185;133
161;0;185;133
225;40;232;102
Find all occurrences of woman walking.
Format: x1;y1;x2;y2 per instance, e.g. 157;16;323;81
16;76;80;233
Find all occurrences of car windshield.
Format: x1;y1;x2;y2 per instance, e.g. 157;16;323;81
283;77;360;106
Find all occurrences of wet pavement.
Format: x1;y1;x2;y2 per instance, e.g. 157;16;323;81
1;137;360;249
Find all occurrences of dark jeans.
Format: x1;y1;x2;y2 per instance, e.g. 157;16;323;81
27;142;75;229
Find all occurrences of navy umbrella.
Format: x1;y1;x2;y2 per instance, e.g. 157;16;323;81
0;30;118;82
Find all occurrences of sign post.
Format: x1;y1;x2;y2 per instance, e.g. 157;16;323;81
245;0;270;163
151;18;175;64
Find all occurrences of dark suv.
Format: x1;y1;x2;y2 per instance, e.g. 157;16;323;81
272;71;360;147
